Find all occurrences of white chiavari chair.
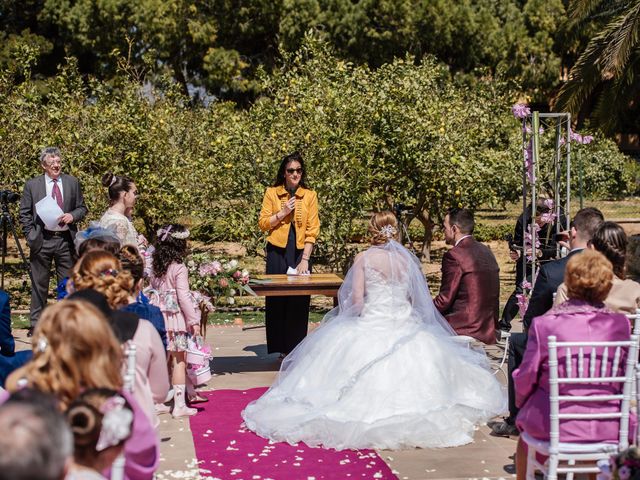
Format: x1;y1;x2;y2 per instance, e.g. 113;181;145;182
523;334;639;480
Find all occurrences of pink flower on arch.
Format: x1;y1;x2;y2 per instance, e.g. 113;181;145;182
512;103;531;119
524;140;535;183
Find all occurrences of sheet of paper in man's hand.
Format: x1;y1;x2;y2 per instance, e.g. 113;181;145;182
35;196;64;230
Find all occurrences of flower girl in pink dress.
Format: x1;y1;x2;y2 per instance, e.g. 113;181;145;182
150;224;201;418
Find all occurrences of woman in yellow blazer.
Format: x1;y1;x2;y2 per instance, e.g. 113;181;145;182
258;152;320;357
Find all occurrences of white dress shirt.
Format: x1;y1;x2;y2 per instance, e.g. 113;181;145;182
44;174;68;231
454;234;472;247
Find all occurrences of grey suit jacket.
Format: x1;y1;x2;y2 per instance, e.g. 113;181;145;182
19;174;88;254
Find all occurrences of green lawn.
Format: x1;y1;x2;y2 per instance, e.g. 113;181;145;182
11;309;329;330
205;310;327;326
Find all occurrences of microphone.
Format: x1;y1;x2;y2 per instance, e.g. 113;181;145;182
287;187;296;214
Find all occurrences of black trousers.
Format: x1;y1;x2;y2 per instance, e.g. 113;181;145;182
506;331;528;423
29;231;75;326
264;230;310;354
499;260;532;331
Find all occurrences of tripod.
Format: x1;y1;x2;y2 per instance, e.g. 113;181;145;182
0;201;44;307
393;206;418;255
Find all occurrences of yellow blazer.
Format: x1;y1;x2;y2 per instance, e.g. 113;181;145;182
258;185;320;249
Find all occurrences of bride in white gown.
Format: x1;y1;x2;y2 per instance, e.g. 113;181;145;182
242;211;507;450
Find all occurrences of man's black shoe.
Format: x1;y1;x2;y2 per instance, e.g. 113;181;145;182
26;327;34;338
490;420;520;437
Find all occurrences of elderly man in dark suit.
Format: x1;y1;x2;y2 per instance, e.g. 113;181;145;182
490;206;604;436
19;147;88;334
434;208;500;345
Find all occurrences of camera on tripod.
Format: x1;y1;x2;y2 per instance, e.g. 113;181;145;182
393;203;412;217
0;190;19;205
504;233;523;252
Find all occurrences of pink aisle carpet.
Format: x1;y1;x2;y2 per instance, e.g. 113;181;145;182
190;387;397;479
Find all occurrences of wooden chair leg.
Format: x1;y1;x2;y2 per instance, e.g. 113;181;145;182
525;444;537;480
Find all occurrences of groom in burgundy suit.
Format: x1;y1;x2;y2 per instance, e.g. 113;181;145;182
434;208;500;344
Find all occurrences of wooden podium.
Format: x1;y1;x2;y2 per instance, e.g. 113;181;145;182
250;273;343;305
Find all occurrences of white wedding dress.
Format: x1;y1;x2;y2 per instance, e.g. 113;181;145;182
242;240;507;450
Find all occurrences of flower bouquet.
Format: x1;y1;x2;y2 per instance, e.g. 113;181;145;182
597;447;640;480
187;253;255;307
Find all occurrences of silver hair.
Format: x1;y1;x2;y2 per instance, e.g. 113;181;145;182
39;147;62;164
0;400;73;480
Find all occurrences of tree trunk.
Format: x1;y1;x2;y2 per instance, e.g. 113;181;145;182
417;210;435;263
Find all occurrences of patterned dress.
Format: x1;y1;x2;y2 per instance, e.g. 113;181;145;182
149;262;200;351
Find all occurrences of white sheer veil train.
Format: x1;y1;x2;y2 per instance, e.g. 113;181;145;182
243;236;507;450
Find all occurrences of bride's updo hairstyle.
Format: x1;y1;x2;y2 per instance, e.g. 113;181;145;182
72;250;134;308
368;211;399;246
101;172;135;206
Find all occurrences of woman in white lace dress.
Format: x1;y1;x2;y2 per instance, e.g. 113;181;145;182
242;211;507;450
99;173;144;250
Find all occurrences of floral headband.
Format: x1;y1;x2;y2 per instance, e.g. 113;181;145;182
96;395;134;452
157;226;190;241
380;225;397;239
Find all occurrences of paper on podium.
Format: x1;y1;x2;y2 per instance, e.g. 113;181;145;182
286;266;310;276
35;196;64;231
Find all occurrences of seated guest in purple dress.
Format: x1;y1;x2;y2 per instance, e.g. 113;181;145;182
513;250;632;478
0;290;32;386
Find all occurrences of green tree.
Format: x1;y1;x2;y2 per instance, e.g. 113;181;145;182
554;0;640;134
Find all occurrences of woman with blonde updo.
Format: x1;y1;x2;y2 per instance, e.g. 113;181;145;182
7;301;123;409
514;250;632;479
243;211;506;450
71;250;134;309
66;388;134;480
5;301;159;480
368;210;399;246
72;250;169;426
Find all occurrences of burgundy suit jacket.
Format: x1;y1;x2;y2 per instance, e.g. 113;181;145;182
434;236;500;344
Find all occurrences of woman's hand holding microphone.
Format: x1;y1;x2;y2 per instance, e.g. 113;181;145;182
282;197;295;217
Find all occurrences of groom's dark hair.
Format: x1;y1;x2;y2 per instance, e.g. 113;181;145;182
447;208;475;234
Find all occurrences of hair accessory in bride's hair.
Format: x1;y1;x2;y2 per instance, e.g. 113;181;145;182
109;175;117;187
96;395;134;452
380;225;397;239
